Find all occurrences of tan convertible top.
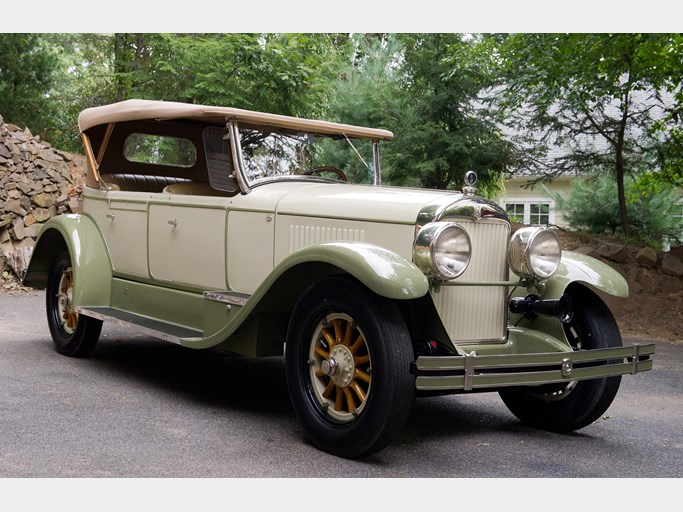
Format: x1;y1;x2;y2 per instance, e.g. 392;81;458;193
78;99;394;140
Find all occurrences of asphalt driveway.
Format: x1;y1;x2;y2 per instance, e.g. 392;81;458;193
0;289;679;505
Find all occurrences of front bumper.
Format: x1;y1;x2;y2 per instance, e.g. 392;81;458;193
413;343;655;391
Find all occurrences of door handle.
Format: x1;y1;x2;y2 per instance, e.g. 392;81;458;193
168;219;178;227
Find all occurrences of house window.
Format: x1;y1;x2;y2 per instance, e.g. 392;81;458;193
529;203;550;225
506;203;525;224
502;200;553;226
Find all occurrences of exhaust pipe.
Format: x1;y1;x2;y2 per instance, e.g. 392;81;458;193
509;293;574;324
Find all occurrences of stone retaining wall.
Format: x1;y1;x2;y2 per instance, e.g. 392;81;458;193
0;115;84;278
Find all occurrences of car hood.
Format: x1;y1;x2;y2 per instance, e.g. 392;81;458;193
273;182;466;224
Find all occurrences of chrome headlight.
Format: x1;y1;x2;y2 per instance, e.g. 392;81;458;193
414;222;471;280
508;226;562;280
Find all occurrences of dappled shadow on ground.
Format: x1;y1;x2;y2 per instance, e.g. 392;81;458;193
85;336;294;416
82;334;537;450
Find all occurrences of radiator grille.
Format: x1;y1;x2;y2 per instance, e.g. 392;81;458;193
430;219;510;343
289;225;364;253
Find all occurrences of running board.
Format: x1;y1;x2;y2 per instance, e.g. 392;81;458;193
77;306;203;344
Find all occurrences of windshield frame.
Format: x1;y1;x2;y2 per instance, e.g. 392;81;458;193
228;119;383;193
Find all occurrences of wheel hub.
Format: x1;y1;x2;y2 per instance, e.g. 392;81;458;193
322;345;355;388
56;268;76;334
57;288;73;313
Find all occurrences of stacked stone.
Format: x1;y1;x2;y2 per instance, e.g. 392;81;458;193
0;114;83;278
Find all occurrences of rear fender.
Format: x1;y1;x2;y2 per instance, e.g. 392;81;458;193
22;214;112;307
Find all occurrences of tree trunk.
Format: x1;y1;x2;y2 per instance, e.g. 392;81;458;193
615;155;631;237
616;88;632;237
113;33;125;103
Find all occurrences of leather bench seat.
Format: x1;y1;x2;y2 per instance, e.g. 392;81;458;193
100;173;192;192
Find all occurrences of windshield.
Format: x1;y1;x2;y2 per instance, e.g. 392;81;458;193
236;123;379;186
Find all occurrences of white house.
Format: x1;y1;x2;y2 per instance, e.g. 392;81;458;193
496;172;575;227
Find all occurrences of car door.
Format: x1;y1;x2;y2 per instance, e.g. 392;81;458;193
148;197;228;290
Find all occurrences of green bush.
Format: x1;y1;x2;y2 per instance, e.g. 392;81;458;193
553;175;683;248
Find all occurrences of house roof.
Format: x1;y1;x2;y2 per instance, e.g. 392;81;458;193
490;88;676;178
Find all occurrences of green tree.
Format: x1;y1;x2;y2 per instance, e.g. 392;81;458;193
15;33;347;150
553;174;682;248
327;33;513;194
492;33;683;236
0;33;58;134
387;33;513;193
108;33;345;119
44;33;117;151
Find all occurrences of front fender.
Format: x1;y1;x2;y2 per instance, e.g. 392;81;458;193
276;241;429;300
509;250;628;345
541;250;629;300
185;241;429;349
22;214;112;307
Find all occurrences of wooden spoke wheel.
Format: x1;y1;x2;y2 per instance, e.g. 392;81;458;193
308;313;372;424
46;249;102;357
499;285;622;433
285;276;414;458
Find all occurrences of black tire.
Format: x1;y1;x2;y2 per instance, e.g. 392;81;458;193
285;276;415;458
46;249;102;357
499;285;622;433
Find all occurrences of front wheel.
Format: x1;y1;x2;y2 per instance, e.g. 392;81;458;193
499;286;622;433
285;276;415;458
46;249;102;357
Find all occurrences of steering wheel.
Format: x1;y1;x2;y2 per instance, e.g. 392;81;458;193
304;166;348;181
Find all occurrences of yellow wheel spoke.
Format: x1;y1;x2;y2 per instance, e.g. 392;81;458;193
349;334;365;355
314;347;329;359
321;328;336;349
322;380;335;398
333;318;343;344
354;368;371;384
342;321;353;346
334;388;344;411
343;387;356;413
350;381;367;403
354;354;370;366
67;312;78;329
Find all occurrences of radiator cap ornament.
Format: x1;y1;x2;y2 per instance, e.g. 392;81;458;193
463;171;477;196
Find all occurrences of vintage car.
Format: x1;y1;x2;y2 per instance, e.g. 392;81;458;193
23;99;655;458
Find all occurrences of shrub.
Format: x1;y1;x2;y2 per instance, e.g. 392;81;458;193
553;174;683;249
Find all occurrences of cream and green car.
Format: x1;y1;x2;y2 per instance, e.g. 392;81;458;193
23;99;655;458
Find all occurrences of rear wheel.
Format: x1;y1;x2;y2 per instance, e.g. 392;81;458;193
499;286;622;433
285;276;415;458
46;249;102;357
